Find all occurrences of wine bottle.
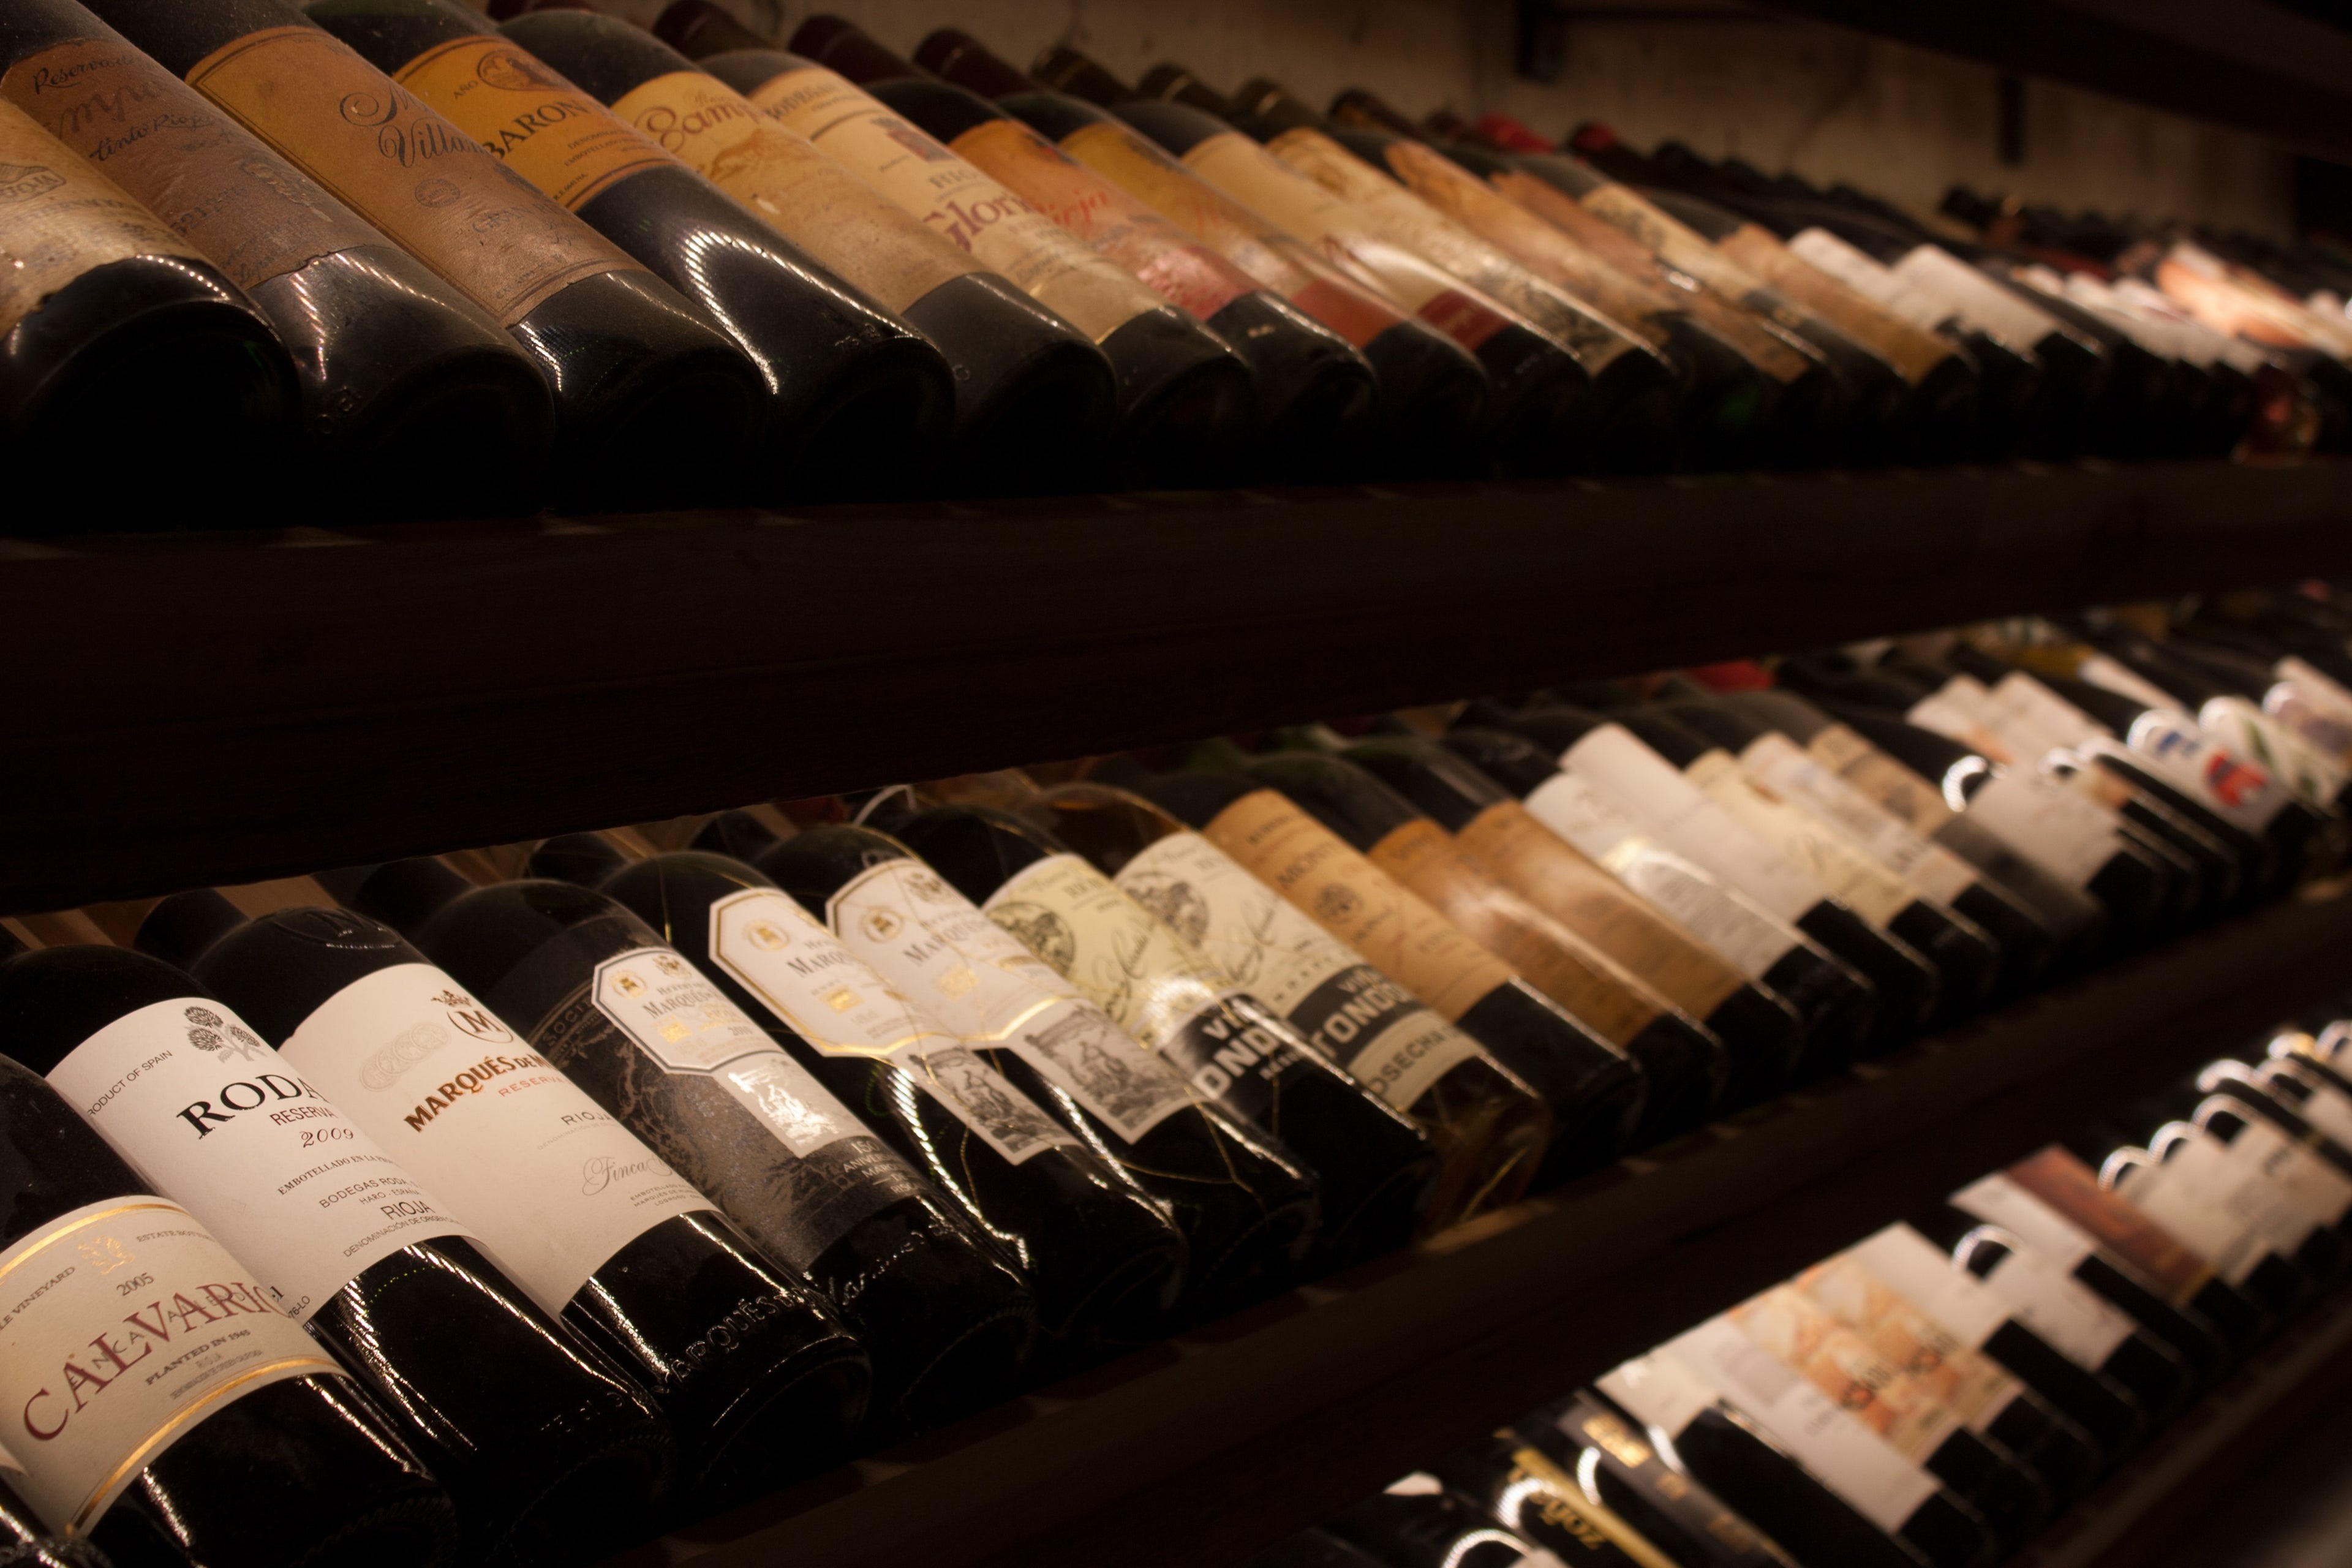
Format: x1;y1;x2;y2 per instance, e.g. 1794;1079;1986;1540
0;938;679;1562
1012;782;1552;1229
86;0;766;513
133;889;869;1508
325;856;1038;1432
721;815;1323;1317
2247;1038;2352;1153
0;1049;462;1567
1340;736;1808;1108
0;1472;106;1568
1441;725;1878;1080
2185;1058;2352;1200
940;37;1491;477
1327;1473;1568;1568
498;12;1118;496
526;835;1191;1357
2070;1123;2316;1321
0;0;554;522
648;0;766;56
1131;767;1646;1183
0;92;295;529
1241;1529;1392;1568
1430;1437;1690;1565
1600;1337;1997;1568
1097;92;1589;473
1472;704;1940;1049
2104;1082;2350;1275
879;802;1443;1267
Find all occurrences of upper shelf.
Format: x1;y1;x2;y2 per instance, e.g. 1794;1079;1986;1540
9;458;2351;915
1747;0;2352;159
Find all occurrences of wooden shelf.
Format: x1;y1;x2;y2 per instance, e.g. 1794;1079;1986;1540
8;459;2351;915
606;880;2352;1568
1749;0;2352;160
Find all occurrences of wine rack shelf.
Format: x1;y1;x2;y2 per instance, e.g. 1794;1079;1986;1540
608;880;2352;1568
10;458;2352;916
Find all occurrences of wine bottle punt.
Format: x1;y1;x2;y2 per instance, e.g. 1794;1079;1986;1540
0;1046;461;1568
85;0;767;513
528;836;1191;1360
714;814;1325;1320
500;12;1118;497
134;889;870;1509
0;940;679;1564
880;802;1442;1268
0;0;555;523
326;856;1039;1434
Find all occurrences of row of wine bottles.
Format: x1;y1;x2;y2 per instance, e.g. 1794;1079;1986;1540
0;0;2328;530
1252;1003;2352;1568
0;585;2345;1566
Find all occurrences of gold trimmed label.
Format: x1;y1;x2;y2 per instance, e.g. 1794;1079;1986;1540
394;34;669;211
0;97;207;341
0;1198;334;1536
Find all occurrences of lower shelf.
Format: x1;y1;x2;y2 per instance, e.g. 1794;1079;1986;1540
606;880;2352;1568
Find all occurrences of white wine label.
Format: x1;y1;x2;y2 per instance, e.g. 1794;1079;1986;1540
1685;751;1914;926
1792;1259;2018;1432
1731;1286;1972;1460
824;859;1192;1142
1522;770;1800;979
2106;714;2289;830
1595;1350;1717;1440
1983;673;2107;756
1951;1172;2097;1269
2277;1072;2352;1148
1737;734;1978;905
1886;245;2065;353
1662;1316;1941;1533
591;946;862;1158
1558;726;1822;921
1846;1225;2009;1350
1905;685;2018;764
2199;696;2348;805
1784;228;1958;334
1961;769;2126;889
2108;1140;2286;1286
1975;1243;2137;1368
2075;654;2192;718
1113;832;1479;1110
2206;1114;2352;1227
0;1197;336;1536
48;999;471;1324
279;963;714;1316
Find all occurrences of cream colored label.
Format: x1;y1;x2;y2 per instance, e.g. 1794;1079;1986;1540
1796;1256;2018;1428
2211;1114;2352;1227
1739;734;1978;905
0;97;208;339
1889;244;2062;353
981;853;1227;1052
188;25;639;325
1981;672;2107;756
1847;1225;2010;1349
48;999;469;1324
280;963;710;1317
1716;221;1954;384
612;69;973;312
1730;1286;1963;1461
823;859;1191;1141
1785;227;1955;336
1687;750;1915;926
1807;725;1957;834
2201;695;2348;805
747;64;1148;341
0;1198;336;1536
394;35;668;211
1966;770;2124;889
2112;1138;2296;1287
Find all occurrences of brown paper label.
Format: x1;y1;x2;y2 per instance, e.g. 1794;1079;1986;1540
394;35;668;213
187;26;638;326
747;64;1150;342
1201;788;1512;1024
0;97;209;339
2005;1145;2215;1305
612;69;973;312
1457;801;1743;1014
1716;222;1954;385
1807;725;1956;834
3;37;377;293
1367;818;1664;1044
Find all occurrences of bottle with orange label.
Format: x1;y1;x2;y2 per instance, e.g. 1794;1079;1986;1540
86;0;765;513
499;10;1120;496
307;0;954;502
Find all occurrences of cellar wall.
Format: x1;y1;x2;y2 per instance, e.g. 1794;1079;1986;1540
593;0;2299;239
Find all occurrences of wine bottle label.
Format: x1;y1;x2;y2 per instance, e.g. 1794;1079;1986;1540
185;25;643;325
0;1197;337;1537
2275;657;2352;733
1904;682;2021;764
1595;1351;1716;1441
392;36;669;211
610;70;975;312
2207;1113;2352;1226
1501;1442;1683;1568
2068;653;2188;717
1368;817;1664;1045
1;39;379;293
47;999;471;1324
1558;1398;1780;1564
1712;221;1956;385
2199;695;2348;805
1983;673;2108;756
822;859;1192;1142
1113;831;1480;1111
1845;1226;2010;1351
1959;770;2125;889
1200;788;1517;1025
2101;712;2288;829
944;118;1255;322
1518;772;1800;981
1804;724;1958;833
744;65;1148;342
1991;1150;2215;1305
1795;1256;2018;1425
1175;127;1510;349
707;889;1074;1166
1783;227;1964;339
1737;734;1979;906
1558;726;1823;923
1457;799;1745;1016
1883;244;2065;354
1263;126;1637;371
277;963;712;1317
1657;1319;1942;1532
1567;182;1769;311
1684;750;1914;926
2274;1068;2352;1148
2262;674;2352;761
0;99;211;339
1730;1287;1964;1463
2108;1138;2292;1286
1972;1241;2139;1368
